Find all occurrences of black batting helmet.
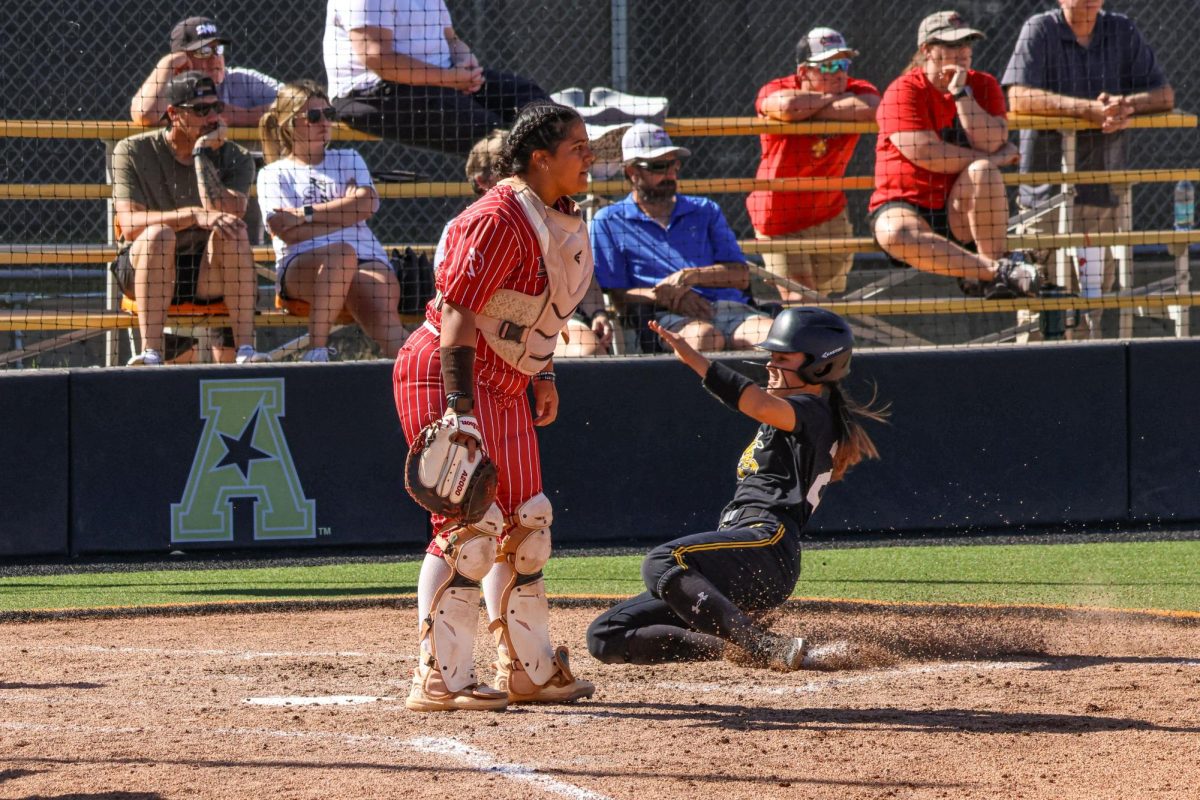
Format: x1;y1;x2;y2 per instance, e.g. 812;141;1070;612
757;307;853;384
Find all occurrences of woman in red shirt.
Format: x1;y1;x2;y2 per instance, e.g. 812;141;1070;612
869;11;1040;298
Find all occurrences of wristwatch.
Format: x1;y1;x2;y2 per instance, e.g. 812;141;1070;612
303;204;315;223
952;85;973;101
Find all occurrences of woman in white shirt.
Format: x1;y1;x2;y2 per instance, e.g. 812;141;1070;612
257;80;406;360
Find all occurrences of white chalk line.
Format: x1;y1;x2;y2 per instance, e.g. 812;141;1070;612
651;660;1048;696
408;736;613;800
0;643;412;660
245;695;398;706
0;721;611;800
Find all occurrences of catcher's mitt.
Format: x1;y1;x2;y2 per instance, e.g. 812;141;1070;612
404;413;498;524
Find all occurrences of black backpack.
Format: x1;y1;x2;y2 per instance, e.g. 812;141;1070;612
391;247;436;315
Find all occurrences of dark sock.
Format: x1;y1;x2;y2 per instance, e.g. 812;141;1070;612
659;570;774;655
624;625;724;664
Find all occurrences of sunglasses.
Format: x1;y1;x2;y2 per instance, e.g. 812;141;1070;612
302;107;338;124
814;58;852;74
635;159;680;174
179;101;226;117
191;43;226;60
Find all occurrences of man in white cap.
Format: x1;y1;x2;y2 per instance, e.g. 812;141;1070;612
591;123;773;352
749;27;880;300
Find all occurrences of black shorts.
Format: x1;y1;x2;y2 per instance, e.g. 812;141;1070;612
869;199;976;250
640;515;801;612
111;249;220;306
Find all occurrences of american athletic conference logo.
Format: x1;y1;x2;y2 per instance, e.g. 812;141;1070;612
170;378;316;543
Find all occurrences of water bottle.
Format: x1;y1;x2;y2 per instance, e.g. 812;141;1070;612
1174;179;1195;231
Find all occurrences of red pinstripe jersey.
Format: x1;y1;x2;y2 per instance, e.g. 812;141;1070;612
425;185;572;394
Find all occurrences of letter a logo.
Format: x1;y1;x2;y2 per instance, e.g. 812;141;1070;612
170;378;315;542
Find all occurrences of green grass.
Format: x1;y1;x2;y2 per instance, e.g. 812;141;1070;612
2;539;1199;614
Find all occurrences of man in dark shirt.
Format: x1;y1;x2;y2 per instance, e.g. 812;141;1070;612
1001;0;1174;312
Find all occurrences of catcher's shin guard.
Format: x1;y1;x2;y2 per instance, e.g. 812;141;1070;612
485;494;595;703
409;507;507;712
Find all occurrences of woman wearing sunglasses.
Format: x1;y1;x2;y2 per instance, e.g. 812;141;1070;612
748;27;879;301
257;80;407;361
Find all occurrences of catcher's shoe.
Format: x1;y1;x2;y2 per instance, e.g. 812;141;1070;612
405;665;508;713
495;645;595;704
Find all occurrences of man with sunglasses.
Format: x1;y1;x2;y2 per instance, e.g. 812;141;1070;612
111;73;267;366
131;16;282;127
749;28;880;301
591;123;773;353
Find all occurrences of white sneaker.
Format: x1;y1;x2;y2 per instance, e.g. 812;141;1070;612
127;348;163;366
235;345;270;364
300;346;335;363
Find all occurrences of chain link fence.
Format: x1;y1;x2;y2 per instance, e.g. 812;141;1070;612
0;0;1196;367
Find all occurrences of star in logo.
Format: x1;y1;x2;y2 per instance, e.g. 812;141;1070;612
216;409;273;478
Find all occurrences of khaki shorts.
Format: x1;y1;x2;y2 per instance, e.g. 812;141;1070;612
755;208;854;296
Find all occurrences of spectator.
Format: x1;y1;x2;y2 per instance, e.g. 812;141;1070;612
869;11;1041;299
131;17;282;127
591;123;773;352
434;131;612;356
748;27;880;300
324;0;548;156
257;81;408;362
111;72;267;366
1002;0;1174;318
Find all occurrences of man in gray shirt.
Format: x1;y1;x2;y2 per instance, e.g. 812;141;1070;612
131;16;282;127
113;73;267;366
1001;0;1173;300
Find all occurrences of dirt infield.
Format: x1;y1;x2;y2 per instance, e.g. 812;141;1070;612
1;601;1199;799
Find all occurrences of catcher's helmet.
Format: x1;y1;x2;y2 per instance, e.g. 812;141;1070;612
757;307;853;384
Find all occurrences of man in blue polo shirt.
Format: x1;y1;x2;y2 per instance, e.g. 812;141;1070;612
1001;0;1174;317
591;123;772;352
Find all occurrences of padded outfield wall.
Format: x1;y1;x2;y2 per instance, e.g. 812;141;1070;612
1;341;1198;559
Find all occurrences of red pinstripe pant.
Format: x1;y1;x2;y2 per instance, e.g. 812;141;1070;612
393;324;542;553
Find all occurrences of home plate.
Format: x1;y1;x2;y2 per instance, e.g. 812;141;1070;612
245;695;394;706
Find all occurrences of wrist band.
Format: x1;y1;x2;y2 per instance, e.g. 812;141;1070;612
702;361;754;411
532;371;556;382
440;345;475;401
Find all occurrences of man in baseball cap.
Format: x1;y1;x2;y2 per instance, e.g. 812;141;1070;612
794;27;860;64
917;10;986;47
620;122;692;164
592;122;772;353
748;26;879;301
131;15;281;127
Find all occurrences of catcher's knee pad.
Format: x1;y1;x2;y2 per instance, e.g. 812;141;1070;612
439;504;504;582
501;493;553;575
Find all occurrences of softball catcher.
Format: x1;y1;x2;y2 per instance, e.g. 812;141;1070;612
588;308;888;669
396;103;599;712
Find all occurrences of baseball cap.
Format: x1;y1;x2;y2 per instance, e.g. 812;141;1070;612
917;10;985;46
795;27;859;64
621;122;691;163
165;72;220;108
169;16;229;53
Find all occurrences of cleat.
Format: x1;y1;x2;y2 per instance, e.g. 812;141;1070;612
766;636;808;671
405;666;508;713
495;646;595;704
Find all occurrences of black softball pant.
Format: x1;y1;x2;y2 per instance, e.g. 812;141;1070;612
587;520;800;664
333;69;548;157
